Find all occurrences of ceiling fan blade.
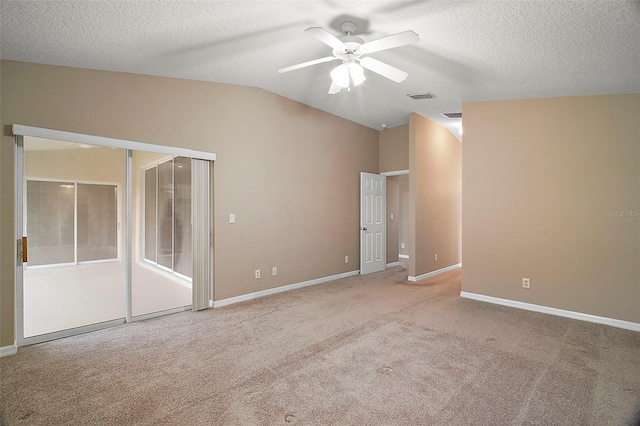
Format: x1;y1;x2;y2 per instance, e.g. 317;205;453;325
359;57;408;83
328;80;342;94
305;27;346;49
360;30;419;54
278;56;339;73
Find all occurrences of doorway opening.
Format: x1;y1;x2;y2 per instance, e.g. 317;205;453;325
384;172;409;268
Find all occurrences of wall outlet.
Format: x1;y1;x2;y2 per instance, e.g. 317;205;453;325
522;278;530;289
229;213;236;224
401;243;405;249
255;269;261;279
390;213;394;220
435;254;438;261
272;266;277;276
345;255;349;263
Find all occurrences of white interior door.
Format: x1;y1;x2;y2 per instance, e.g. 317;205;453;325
360;172;386;275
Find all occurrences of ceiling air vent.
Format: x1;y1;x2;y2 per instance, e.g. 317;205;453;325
407;92;437;100
441;112;462;119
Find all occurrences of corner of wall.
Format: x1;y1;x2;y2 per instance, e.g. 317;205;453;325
408;113;462;279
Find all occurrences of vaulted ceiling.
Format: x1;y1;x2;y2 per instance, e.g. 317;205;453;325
1;1;639;136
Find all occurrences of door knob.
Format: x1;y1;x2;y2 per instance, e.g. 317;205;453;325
360;227;367;231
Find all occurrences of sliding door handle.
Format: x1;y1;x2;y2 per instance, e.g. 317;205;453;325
22;237;27;262
18;237;28;263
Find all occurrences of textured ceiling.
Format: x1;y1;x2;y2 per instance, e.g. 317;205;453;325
1;1;639;136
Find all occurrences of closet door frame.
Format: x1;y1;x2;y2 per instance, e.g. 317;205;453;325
13;125;215;347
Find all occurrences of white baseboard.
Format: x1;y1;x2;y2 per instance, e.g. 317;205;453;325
0;343;17;357
460;291;640;332
408;263;461;282
398;254;409;259
386;261;400;267
214;270;360;308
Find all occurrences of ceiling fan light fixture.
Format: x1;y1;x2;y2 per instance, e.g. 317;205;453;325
330;64;350;88
331;62;365;88
349;62;366;86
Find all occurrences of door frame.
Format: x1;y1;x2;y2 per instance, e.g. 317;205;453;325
13;125;216;347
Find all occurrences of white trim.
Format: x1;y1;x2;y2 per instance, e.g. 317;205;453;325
173;271;193;284
460;291;640;332
74;181;78;265
125;150;133;322
0;343;18;357
15;135;25;347
408;263;461;282
214;270;360;308
22;319;126;346
381;170;409;176
386;261;400;267
398;254;409;259
12;124;216;161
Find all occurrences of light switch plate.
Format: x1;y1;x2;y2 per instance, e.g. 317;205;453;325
229;213;236;224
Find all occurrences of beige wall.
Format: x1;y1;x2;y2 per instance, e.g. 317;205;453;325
386;176;399;263
462;94;640;323
0;60;379;346
409;113;461;278
25;145;126;183
379;124;409;173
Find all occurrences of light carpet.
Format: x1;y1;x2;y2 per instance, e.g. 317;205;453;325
1;266;639;425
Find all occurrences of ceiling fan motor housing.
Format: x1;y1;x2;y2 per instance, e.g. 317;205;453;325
341;20;358;34
334;21;364;62
333;40;364;62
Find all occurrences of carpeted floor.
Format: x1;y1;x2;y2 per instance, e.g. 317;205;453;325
1;266;639;425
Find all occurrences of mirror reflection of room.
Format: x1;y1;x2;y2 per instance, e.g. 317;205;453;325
22;137;193;338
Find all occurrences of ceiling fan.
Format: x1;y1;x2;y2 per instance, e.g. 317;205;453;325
278;21;419;94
